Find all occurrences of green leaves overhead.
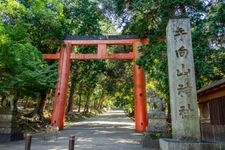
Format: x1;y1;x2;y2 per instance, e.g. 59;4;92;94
207;2;225;48
111;0;225;99
1;0;224;115
0;0;59;98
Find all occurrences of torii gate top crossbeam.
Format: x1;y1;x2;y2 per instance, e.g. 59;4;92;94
43;35;149;60
64;35;148;45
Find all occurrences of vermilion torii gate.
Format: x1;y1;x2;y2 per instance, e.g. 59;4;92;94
44;35;149;132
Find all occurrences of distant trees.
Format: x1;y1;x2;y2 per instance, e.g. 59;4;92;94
0;1;57;115
0;0;224;121
109;0;225;100
0;0;126;119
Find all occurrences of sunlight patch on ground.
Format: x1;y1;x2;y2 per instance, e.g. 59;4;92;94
74;120;134;126
77;137;93;142
115;139;140;144
93;130;114;134
48;147;67;150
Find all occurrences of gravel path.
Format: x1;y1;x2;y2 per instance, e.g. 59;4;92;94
0;109;150;150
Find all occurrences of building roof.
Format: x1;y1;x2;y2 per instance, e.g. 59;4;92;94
197;78;225;94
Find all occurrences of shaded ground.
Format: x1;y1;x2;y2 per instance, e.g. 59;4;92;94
0;109;150;150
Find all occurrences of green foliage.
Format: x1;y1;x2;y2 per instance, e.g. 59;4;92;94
0;25;57;98
0;0;58;101
102;59;134;114
207;2;225;48
2;0;224;119
111;0;225;101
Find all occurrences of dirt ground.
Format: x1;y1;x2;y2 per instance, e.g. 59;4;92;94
0;109;155;150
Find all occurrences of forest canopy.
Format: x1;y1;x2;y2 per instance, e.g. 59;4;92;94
0;0;224;123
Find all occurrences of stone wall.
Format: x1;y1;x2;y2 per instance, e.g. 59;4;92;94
0;113;23;142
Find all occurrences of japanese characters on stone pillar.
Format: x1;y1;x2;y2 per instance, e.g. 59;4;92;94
166;19;200;140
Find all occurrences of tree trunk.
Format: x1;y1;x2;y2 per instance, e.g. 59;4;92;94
93;100;97;111
26;90;47;120
99;98;104;110
66;76;76;114
78;94;81;113
97;92;104;110
12;91;20;112
84;93;90;114
84;97;88;114
0;95;6;107
36;91;47;120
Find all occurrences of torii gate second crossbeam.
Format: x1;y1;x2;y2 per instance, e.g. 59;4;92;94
44;35;149;133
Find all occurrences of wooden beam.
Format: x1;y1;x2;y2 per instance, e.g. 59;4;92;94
65;38;148;46
43;53;60;60
70;52;134;60
44;52;134;60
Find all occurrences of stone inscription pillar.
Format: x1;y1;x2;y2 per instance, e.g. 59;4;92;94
166;19;200;140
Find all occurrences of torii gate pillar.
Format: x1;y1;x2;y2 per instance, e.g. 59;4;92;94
51;44;72;130
45;36;148;131
133;43;148;132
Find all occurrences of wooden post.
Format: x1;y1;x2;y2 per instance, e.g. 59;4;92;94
133;43;147;132
25;133;32;150
51;44;72;130
97;44;107;59
68;135;75;150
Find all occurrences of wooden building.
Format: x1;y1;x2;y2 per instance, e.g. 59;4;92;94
197;79;225;142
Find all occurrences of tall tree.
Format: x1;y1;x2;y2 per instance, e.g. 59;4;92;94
110;0;225;99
